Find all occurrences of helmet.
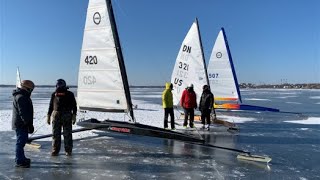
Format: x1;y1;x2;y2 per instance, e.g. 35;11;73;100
203;85;209;90
188;83;194;88
21;80;35;92
56;79;67;89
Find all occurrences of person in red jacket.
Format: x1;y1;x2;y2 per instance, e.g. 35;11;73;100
180;83;197;128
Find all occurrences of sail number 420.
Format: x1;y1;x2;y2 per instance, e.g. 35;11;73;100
209;73;219;78
84;56;98;65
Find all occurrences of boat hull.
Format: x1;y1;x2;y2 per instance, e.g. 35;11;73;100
77;119;205;143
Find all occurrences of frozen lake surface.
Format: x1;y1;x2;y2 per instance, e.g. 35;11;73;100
0;87;319;179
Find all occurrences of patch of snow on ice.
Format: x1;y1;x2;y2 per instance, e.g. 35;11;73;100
285;102;302;104
300;128;309;131
309;96;320;99
243;98;271;101
285;117;320;125
218;115;256;123
276;96;298;99
132;94;161;98
0;97;166;141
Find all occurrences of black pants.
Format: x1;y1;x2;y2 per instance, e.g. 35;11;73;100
164;108;175;129
52;111;73;153
183;108;194;127
201;109;212;125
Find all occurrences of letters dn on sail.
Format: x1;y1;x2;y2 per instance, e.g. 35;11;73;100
179;45;192;62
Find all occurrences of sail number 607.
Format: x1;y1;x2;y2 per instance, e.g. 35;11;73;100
84;56;98;65
209;73;219;78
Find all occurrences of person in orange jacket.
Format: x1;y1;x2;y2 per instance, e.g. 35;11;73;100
180;83;197;128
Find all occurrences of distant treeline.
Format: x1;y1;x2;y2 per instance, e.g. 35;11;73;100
0;85;164;88
0;85;77;88
1;84;319;89
239;83;320;89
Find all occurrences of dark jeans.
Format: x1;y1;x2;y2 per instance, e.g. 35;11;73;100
183;108;194;127
201;109;212;125
164;108;175;129
15;128;29;164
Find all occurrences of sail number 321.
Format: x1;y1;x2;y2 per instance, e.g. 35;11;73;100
178;62;189;71
84;56;98;65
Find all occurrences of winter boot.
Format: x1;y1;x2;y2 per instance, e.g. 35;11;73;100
51;151;59;156
15;161;30;168
206;125;210;131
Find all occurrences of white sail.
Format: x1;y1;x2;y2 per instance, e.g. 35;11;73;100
16;67;21;88
207;29;241;103
77;0;129;112
171;20;208;106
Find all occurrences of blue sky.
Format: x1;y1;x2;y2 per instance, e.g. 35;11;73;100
0;0;319;86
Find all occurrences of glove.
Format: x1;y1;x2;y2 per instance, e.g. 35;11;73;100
72;114;76;125
28;125;34;134
47;115;51;125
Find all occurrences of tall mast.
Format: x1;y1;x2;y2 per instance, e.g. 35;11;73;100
221;27;242;103
195;18;210;88
106;0;135;121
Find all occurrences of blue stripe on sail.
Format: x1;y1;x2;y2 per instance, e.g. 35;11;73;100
238;104;280;112
221;27;242;103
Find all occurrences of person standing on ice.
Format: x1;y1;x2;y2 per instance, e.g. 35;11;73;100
12;80;35;168
180;83;197;128
162;82;175;130
199;85;215;130
47;79;77;156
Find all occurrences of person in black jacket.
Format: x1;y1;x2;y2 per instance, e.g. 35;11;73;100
47;79;77;156
199;85;215;130
12;80;35;168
